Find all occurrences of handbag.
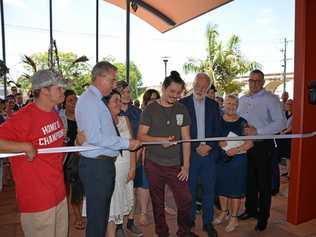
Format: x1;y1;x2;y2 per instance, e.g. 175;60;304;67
63;152;80;183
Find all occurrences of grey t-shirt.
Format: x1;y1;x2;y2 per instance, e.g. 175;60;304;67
140;101;191;166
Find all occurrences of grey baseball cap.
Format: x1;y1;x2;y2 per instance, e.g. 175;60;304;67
32;69;67;90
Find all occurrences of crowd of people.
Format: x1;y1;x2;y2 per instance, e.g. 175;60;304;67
0;61;294;237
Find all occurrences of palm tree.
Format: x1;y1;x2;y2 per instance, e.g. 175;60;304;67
18;53;90;94
21;55;37;80
183;24;260;95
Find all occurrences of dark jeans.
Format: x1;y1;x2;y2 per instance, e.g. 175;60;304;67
145;159;192;237
245;140;273;222
79;156;115;237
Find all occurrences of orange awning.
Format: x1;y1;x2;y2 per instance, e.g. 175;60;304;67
104;0;233;33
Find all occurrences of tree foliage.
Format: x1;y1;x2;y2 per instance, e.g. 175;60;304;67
17;52;91;95
183;24;261;95
103;56;144;99
18;52;144;99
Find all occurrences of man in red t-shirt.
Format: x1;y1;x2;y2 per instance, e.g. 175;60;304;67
0;70;68;237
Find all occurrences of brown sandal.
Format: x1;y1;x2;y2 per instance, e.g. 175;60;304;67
213;209;229;225
74;219;85;230
139;212;148;226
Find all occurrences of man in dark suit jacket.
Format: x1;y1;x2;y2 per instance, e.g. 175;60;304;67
180;73;221;237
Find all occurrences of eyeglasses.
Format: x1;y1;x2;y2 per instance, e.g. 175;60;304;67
44;85;64;90
99;73;108;78
99;73;116;82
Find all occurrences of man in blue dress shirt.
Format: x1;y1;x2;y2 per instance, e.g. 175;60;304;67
237;69;286;232
75;61;141;237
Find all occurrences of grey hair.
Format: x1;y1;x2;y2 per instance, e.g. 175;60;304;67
91;61;117;81
225;94;239;104
194;72;211;87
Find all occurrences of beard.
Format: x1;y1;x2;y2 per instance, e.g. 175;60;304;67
193;91;205;101
165;96;177;105
167;99;176;105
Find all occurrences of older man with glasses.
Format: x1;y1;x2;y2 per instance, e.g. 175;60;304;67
75;61;141;237
180;73;221;237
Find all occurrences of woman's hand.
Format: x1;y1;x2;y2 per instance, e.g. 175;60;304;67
219;141;227;148
75;129;86;146
141;148;146;166
127;168;136;183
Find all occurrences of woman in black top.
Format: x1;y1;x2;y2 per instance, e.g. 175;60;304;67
60;90;84;230
279;99;293;177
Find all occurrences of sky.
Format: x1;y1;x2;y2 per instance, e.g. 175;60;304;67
1;0;295;87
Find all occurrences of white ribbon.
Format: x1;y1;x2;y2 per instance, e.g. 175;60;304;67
0;131;315;159
0;145;99;159
140;131;316;145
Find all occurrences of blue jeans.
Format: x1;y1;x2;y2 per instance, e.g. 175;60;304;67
79;156;115;237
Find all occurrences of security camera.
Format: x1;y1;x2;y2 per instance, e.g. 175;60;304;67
308;80;316;105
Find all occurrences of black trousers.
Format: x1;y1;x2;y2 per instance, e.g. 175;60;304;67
245;140;273;221
79;156;116;237
271;147;280;191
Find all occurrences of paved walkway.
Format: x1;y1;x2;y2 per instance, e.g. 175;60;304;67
1;176;316;237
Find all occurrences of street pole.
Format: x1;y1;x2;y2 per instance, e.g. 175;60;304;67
0;0;7;97
126;0;130;84
49;0;53;69
282;38;288;93
96;0;99;63
162;57;168;78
